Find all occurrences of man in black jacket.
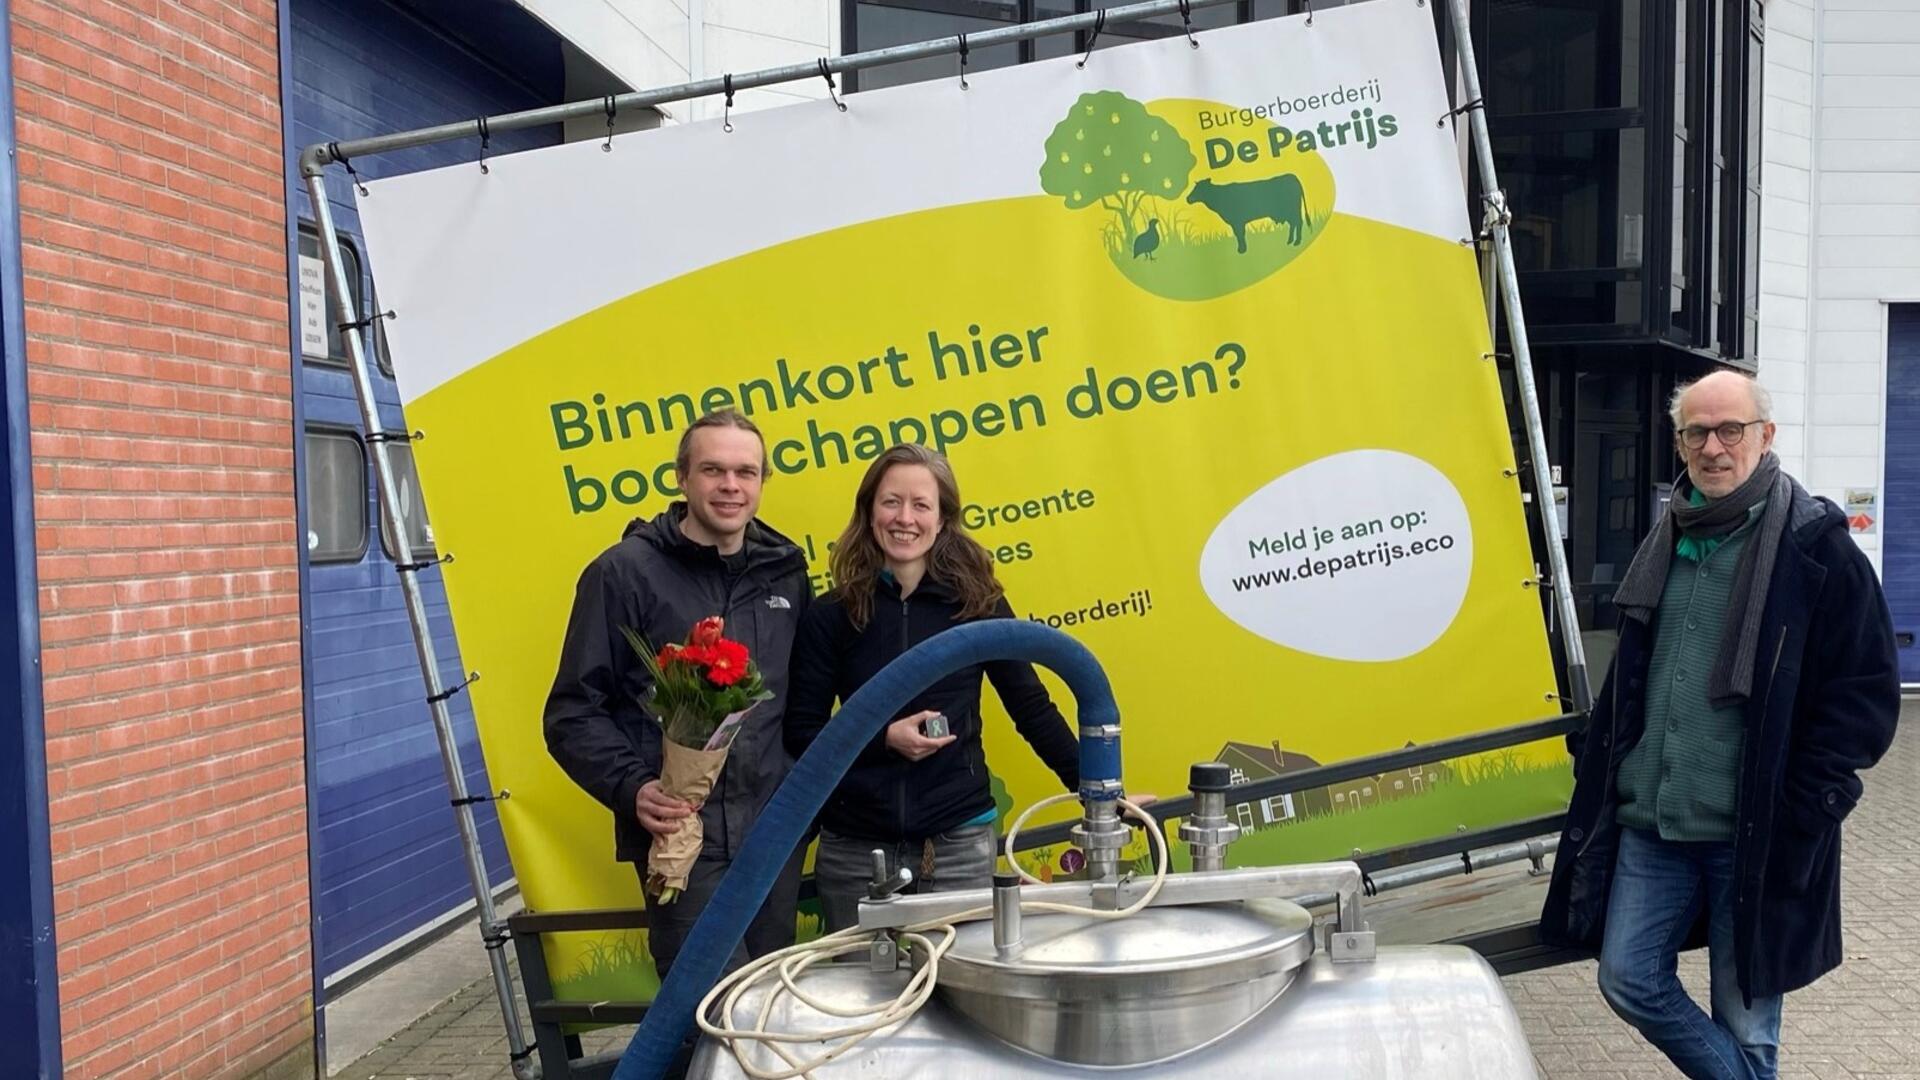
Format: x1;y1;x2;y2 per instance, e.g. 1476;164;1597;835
544;410;811;979
1540;371;1900;1079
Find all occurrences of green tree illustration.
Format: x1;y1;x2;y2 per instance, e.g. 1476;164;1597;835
1039;91;1196;249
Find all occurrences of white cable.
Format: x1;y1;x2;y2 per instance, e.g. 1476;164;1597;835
695;797;1167;1079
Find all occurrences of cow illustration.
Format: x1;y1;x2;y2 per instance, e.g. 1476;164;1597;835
1185;174;1311;253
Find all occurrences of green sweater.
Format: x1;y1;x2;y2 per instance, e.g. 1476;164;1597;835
1614;510;1762;841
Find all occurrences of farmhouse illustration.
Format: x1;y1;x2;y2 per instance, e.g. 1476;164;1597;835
1214;740;1456;831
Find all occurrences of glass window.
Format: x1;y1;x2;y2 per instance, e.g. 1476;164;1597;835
377;443;437;561
297;223;365;367
850;5;1020;91
1487;0;1639;114
1495;129;1644;273
306;428;367;564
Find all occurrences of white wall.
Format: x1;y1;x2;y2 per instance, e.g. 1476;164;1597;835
1758;0;1818;480
1761;0;1920;570
513;1;841;124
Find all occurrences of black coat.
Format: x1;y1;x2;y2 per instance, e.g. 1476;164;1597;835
1539;485;1900;999
543;506;811;863
783;574;1080;842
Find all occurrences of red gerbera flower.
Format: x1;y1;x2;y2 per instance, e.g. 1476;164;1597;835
703;639;750;687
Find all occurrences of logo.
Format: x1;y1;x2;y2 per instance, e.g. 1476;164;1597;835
1038;91;1348;301
765;596;792;610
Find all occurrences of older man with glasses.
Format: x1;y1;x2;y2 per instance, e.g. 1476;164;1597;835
1540;370;1900;1080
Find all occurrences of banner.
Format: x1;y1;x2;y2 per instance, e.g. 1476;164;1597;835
357;0;1567;1001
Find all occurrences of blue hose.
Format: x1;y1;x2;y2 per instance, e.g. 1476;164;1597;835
615;619;1120;1079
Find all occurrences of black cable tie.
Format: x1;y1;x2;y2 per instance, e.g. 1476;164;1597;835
1360;871;1378;897
1461;851;1476;875
1078;10;1107;69
336;308;396;335
723;74;735;133
1439;96;1485;128
329;142;369;197
957;33;970;89
396;552;454;574
451;793;493;807
482;930;510;948
364;429;420;446
510;1047;534;1063
1178;0;1200;47
817;58;846;112
1305;0;1314;27
476;116;490;174
427;671;479;706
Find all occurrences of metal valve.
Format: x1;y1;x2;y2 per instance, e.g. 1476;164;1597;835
866;848;914;901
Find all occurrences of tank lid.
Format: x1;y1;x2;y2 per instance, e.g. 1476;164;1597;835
935;900;1314;1065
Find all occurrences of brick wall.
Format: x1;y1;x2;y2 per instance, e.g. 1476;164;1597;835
10;1;312;1077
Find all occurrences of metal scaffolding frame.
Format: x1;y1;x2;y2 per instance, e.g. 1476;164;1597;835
296;1;1591;1074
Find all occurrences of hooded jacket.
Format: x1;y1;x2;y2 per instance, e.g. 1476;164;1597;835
544;505;811;864
1539;481;1899;1000
783;573;1080;842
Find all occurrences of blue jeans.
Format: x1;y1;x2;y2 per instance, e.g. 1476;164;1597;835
1598;827;1783;1080
813;823;998;933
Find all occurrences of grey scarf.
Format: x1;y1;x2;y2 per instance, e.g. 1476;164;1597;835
1612;452;1789;708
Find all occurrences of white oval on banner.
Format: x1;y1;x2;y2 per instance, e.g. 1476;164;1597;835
1199;450;1474;662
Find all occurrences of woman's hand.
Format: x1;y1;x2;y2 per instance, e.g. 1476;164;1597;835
886;710;957;763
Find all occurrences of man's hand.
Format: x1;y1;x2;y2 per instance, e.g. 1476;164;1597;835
886;710;956;763
636;779;697;838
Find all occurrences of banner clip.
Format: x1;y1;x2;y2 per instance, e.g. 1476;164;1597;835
817;59;847;112
1304;0;1314;27
604;95;618;152
396;552;454;574
427;670;480;706
328;142;369;197
957;33;969;89
1178;0;1201;48
723;74;736;132
338;308;396;336
1077;10;1107;69
476;116;491;174
1438;96;1484;129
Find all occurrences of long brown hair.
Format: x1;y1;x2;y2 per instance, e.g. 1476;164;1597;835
830;444;1004;629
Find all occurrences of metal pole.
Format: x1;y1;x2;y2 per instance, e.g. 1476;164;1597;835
297;0;1240;177
1291;833;1558;908
303;175;538;1080
1443;0;1592;712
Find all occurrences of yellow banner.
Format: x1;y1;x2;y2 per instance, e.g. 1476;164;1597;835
358;0;1566;1002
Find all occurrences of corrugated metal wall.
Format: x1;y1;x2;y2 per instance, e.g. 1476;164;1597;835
290;0;562;983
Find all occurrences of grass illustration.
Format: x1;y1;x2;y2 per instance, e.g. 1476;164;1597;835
1103;206;1333;301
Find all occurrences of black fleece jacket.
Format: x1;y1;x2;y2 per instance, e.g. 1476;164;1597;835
543;505;810;863
783;573;1080;842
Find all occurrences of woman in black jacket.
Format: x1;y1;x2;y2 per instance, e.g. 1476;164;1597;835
784;443;1080;931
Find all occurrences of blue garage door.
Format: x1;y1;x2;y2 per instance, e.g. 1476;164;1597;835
292;0;578;983
1883;304;1920;684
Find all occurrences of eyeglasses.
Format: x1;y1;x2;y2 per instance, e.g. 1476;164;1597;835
1677;419;1765;450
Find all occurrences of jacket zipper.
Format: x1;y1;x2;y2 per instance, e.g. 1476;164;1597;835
897;593;911;841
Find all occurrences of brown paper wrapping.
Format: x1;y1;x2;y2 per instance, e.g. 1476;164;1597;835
647;739;731;898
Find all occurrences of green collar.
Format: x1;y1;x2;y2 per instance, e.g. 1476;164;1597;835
1675;488;1766;563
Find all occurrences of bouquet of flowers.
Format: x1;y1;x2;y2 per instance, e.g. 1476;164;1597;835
622;616;772;902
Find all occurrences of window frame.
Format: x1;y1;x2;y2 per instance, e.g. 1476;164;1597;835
376;440;439;562
305;424;370;565
296;220;368;369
